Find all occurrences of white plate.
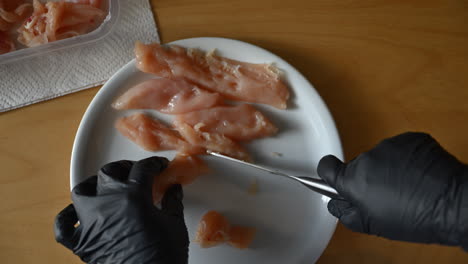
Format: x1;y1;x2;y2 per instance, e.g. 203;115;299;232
71;37;343;264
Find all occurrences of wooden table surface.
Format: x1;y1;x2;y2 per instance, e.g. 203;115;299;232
1;0;468;263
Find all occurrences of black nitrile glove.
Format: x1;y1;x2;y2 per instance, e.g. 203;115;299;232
54;157;189;264
318;132;468;250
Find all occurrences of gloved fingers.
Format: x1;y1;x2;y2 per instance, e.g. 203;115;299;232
100;160;134;182
317;155;345;189
97;160;135;194
54;204;81;250
328;199;367;233
327;199;354;218
128;156;169;191
72;175;98;196
161;184;184;218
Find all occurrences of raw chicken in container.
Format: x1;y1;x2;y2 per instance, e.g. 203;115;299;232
0;30;14;54
0;0;32;53
134;42;290;109
0;0;32;31
17;0;105;47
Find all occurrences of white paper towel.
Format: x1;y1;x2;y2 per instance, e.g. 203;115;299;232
0;0;159;112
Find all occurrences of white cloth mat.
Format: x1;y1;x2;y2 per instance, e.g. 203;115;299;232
0;0;159;112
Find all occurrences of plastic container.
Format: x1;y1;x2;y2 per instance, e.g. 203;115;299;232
0;0;119;64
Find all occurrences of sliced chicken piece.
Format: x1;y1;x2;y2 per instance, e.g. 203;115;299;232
115;113;200;154
152;154;210;204
17;0;104;47
174;121;251;161
112;78;223;114
115;112;247;159
134;42;290;109
195;210;256;249
175;104;277;141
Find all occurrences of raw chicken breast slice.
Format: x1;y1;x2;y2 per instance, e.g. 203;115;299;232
112;78;223;114
115;113;200;154
175;104;278;141
195;211;256;249
152;154;210;204
17;0;104;47
174;121;251;161
135;42;290;109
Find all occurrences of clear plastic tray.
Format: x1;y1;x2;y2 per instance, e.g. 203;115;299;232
0;0;119;65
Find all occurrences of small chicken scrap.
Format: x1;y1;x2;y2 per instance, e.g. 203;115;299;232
195;210;256;249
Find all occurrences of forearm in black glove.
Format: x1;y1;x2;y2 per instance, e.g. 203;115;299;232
317;132;468;251
54;157;189;264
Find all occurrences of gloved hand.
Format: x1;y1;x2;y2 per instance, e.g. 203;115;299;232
318;132;468;250
54;157;189;264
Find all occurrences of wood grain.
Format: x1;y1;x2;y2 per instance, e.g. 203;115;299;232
1;0;467;263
